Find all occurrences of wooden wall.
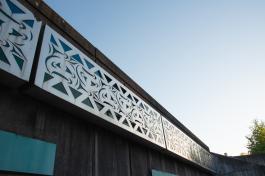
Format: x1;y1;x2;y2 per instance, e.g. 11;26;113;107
0;0;215;175
0;86;212;176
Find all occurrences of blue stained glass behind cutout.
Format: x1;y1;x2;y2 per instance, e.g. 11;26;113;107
6;0;25;14
59;39;72;52
95;70;103;78
50;34;58;46
23;20;34;28
71;54;83;65
85;59;94;69
9;29;23;37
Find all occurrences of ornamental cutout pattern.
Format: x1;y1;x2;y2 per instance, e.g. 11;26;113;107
35;26;165;148
162;117;214;170
0;0;41;80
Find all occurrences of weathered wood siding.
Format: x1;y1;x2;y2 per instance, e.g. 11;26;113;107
0;86;211;176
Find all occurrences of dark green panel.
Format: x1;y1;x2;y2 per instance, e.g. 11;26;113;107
152;169;176;176
0;130;56;175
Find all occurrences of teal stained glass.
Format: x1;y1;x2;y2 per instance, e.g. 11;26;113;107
0;130;56;175
152;169;176;176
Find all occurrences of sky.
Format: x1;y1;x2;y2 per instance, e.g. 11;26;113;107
44;0;265;156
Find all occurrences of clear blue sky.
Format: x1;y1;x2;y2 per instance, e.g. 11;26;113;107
44;0;265;156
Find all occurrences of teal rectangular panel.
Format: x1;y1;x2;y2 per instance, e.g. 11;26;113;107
152;169;176;176
0;130;56;175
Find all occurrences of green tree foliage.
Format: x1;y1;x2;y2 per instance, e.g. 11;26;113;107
246;119;265;154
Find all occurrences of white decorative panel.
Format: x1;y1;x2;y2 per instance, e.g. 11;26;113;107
162;117;214;170
35;25;166;148
0;0;41;80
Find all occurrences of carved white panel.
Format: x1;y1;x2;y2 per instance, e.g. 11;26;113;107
162;117;214;170
35;25;166;148
0;0;41;80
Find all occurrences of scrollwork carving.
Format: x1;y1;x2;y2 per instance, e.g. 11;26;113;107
35;26;166;148
0;0;41;80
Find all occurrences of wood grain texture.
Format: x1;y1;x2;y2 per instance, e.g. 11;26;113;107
0;86;212;176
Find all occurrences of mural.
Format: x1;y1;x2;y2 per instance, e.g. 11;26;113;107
162;117;214;170
33;24;215;170
35;25;166;148
0;0;217;172
0;0;41;81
